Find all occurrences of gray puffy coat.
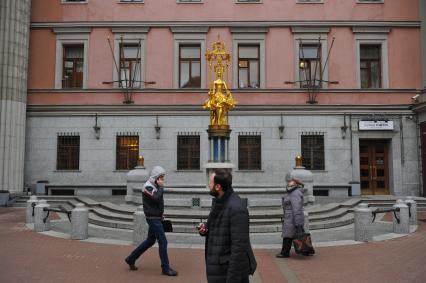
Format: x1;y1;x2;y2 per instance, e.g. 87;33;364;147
281;186;305;238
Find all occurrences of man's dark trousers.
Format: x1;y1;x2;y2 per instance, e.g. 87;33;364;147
126;219;170;272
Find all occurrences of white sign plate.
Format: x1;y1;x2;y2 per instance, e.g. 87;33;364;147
359;121;394;131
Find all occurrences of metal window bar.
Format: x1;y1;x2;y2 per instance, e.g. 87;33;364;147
116;136;139;170
177;135;200;170
238;135;261;170
57;136;80;170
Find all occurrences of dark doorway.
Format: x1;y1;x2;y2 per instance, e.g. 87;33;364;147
359;139;390;195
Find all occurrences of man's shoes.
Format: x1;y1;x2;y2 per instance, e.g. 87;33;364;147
125;258;138;271
276;253;290;258
162;268;178;276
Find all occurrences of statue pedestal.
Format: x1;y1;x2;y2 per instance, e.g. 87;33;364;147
203;162;235;188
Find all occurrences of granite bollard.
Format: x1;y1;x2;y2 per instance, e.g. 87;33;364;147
354;203;372;242
133;206;148;244
393;200;409;234
405;197;417;226
25;195;38;224
34;200;50;232
71;203;89;240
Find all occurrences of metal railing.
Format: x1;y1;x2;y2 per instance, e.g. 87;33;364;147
43;207;72;223
371;207;400;224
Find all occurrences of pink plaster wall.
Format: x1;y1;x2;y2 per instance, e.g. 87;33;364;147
31;0;419;23
88;28;112;89
145;28;174;89
388;28;422;89
28;29;56;89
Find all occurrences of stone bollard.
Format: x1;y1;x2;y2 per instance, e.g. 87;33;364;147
354;203;372;242
393;199;410;234
405;197;417;226
26;195;38;224
34;200;50;232
71;203;89;240
304;211;310;234
133;206;148;245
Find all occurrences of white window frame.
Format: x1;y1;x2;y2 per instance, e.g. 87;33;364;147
171;27;208;89
111;28;148;89
61;0;88;4
54;28;91;89
296;0;323;3
356;0;384;4
235;0;262;4
118;0;144;3
232;29;267;89
292;27;329;89
353;28;389;89
177;0;203;3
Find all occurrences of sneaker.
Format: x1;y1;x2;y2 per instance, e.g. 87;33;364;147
162;268;178;276
275;253;290;258
125;258;138;271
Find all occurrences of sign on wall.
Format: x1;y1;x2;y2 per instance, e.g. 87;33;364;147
359;120;394;131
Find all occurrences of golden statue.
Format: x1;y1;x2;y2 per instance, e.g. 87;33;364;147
203;35;236;127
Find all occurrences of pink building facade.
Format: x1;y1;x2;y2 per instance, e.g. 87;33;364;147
23;0;423;197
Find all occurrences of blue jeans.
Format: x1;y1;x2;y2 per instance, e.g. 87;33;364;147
126;219;170;272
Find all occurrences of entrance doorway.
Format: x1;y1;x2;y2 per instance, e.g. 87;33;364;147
359;139;390;195
421;123;426;196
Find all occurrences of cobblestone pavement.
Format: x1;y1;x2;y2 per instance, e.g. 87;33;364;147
1;208;425;283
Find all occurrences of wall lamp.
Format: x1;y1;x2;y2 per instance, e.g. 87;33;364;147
278;114;285;139
155;115;161;140
93;113;101;139
340;114;348;139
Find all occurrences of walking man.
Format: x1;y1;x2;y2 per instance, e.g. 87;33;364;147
197;169;257;283
125;166;178;276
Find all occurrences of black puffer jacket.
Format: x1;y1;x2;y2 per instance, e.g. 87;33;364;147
204;188;257;283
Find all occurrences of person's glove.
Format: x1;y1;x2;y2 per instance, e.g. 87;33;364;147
295;225;305;239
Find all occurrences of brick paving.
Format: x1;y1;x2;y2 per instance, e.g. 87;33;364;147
1;208;425;283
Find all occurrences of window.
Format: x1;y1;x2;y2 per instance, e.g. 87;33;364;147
177;135;200;170
57;135;80;170
62;0;87;3
238;45;260;88
357;0;383;3
299;44;322;88
236;0;262;3
119;43;141;88
360;45;381;88
301;135;324;170
172;27;208;89
116;136;139;170
179;45;201;88
178;0;202;3
297;0;323;3
238;135;261;170
353;28;389;89
62;45;84;88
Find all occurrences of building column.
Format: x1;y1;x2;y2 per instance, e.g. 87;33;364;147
0;0;31;193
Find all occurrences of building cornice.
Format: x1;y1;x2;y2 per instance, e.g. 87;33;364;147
27;88;420;94
30;21;421;29
26;104;414;117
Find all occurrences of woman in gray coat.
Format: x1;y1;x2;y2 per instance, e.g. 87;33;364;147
276;178;305;258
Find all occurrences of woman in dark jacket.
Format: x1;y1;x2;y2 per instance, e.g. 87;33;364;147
276;178;305;258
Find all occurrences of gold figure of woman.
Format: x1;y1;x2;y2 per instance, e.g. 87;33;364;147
203;36;236;127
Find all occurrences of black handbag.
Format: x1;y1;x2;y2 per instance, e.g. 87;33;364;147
162;220;173;233
293;233;315;256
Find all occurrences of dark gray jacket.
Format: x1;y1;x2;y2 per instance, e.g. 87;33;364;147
281;186;305;238
142;166;165;219
204;188;257;283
